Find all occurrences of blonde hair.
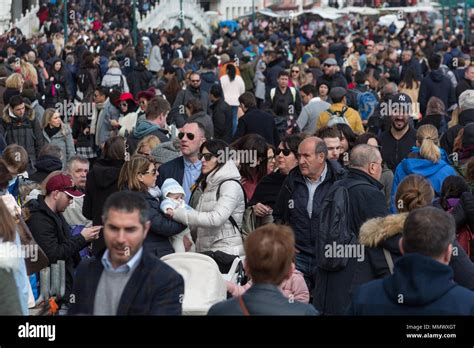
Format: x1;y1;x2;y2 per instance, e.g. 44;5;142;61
53;33;64;57
118;155;152;192
42;108;67;136
135;135;161;155
290;64;307;86
5;73;24;90
20;61;38;86
449;106;460;128
108;60;120;69
416;124;441;163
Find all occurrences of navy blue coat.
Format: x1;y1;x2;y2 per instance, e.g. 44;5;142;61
233;107;280;147
136;191;185;258
419;70;456;116
156;156;185;188
273;160;346;256
68;248;184;315
207;283;318;315
347;253;474;315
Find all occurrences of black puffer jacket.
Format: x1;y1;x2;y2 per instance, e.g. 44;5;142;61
83;158;124;255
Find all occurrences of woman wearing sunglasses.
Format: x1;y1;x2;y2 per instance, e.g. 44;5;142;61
117;92;139;137
169;140;246;256
250;134;306;220
118;155;185;258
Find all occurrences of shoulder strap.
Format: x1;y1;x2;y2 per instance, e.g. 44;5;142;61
290;87;296;102
383;248;394;275
216;179;248;232
238;295;250;316
270;88;276;102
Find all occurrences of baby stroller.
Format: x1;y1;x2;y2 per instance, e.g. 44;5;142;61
161;252;245;315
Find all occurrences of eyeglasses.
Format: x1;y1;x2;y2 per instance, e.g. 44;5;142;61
275;148;292;157
197;153;216;161
119;102;128;108
178;132;195;140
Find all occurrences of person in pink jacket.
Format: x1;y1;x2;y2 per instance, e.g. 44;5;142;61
226;263;310;303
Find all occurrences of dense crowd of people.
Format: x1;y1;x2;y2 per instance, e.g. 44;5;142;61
1;0;474;316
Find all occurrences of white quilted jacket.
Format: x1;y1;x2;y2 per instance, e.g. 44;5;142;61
172;160;245;256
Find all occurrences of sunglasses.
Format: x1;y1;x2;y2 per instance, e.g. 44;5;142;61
323;64;333;68
119;102;128;107
190;79;200;83
275;148;292;157
178;132;195;140
142;168;157;175
197;153;216;161
291;70;300;73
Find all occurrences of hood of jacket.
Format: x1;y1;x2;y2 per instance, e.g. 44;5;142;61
409;146;450;162
133;119;161;138
201;71;217;84
459;108;474;126
400;152;452;178
106;67;123;75
34;155;63;173
429;69;444;82
2;103;35;123
91;158;124;189
205;160;241;191
383;253;456;306
359;213;407;248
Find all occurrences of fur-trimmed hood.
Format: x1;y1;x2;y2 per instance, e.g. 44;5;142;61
359;213;408;247
2;103;36;124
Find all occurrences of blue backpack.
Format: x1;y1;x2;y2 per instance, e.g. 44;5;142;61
355;91;378;121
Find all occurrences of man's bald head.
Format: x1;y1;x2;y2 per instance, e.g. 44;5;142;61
349;144;383;181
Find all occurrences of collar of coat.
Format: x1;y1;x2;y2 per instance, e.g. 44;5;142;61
2;104;35;124
359;212;407;248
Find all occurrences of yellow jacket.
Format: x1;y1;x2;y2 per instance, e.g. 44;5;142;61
316;103;364;134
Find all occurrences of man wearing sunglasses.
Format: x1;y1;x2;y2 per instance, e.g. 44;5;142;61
157;121;206;204
168;72;210;128
317;57;348;90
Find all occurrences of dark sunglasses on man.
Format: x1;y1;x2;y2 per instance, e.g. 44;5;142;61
178;132;195;140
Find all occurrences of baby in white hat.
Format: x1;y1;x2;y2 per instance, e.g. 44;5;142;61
160;178;194;253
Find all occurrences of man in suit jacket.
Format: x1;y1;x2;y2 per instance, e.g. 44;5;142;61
157;121;206;204
207;224;318;315
68;191;184;315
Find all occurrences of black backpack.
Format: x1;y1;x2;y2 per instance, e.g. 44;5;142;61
77;68;92;93
316;180;371;271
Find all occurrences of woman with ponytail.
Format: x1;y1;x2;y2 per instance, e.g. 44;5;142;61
220;63;245;135
389;124;457;213
350;174;474;296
